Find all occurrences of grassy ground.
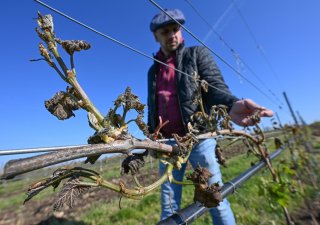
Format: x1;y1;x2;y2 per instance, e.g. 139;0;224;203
79;146;319;225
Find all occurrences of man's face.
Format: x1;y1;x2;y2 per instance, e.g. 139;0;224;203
154;23;182;56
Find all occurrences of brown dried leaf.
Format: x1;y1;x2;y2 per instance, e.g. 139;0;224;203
24;168;70;204
194;182;222;208
45;91;80;120
172;133;198;157
56;39;91;55
136;114;149;136
121;151;148;175
115;87;145;114
187;166;212;189
215;144;227;167
187;166;222;207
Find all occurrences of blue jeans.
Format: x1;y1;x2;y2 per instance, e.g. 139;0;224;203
159;139;236;225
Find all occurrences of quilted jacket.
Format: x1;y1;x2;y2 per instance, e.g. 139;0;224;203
147;43;238;134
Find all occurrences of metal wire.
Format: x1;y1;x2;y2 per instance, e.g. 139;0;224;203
184;0;284;108
0;144;88;156
231;0;283;85
148;0;282;108
33;0;233;97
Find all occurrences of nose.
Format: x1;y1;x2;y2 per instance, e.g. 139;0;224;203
167;30;176;39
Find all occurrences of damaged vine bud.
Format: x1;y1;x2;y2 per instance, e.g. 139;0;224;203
45;91;80;120
121;151;148;175
115;87;145;114
200;80;209;93
215;144;227;167
39;43;53;66
37;12;54;33
187;166;213;189
172;133;198;158
187;166;222;208
55;39;91;55
274;137;283;149
136;114;149;136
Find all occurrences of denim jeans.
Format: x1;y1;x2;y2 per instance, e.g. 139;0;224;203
159;139;236;225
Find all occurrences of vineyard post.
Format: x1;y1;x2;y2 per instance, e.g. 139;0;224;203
283;92;299;125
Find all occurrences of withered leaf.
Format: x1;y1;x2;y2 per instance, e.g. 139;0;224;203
274;137;283;149
136;114;149;136
172;133;198;157
121;151;148;175
115;87;145;114
45;91;80;120
55;39;91;55
24;180;50;204
215;144;227;167
53;177;90;211
187;166;213;188
24;168;69;204
187;166;222;208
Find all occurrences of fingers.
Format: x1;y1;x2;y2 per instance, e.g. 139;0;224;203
260;109;274;117
244;99;261;110
244;99;274;117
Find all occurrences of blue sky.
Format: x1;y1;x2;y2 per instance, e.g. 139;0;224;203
1;0;320;167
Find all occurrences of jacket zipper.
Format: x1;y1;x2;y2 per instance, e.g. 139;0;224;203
175;49;187;133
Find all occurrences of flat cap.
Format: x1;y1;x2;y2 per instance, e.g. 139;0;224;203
150;9;185;32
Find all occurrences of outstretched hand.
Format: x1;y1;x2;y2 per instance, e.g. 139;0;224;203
229;99;274;126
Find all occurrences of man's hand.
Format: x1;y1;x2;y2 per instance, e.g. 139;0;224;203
229;99;274;126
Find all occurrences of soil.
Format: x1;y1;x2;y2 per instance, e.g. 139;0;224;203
0;168;160;225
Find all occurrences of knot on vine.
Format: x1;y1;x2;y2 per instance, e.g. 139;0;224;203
45;89;80;120
55;38;91;55
121;151;148;175
187;166;222;208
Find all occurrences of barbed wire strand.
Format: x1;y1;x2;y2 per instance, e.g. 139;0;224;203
184;0;285;108
148;0;283;109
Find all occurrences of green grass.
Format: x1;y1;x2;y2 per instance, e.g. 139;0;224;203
79;145;319;225
1;137;318;225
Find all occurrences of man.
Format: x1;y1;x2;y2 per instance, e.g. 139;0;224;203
147;9;273;224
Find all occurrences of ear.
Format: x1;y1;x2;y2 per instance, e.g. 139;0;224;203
153;32;159;42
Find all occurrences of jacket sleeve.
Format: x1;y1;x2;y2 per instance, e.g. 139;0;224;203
196;46;239;109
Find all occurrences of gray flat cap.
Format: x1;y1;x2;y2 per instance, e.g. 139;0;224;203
150;9;185;32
